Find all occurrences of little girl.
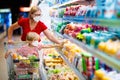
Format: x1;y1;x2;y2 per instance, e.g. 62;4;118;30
5;32;62;58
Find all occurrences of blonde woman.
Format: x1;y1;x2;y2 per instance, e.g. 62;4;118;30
8;6;61;44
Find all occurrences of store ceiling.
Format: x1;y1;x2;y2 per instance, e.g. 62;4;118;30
0;0;31;9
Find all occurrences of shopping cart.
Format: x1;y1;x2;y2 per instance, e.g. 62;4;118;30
4;41;40;80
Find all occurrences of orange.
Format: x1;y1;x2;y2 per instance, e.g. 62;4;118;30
95;70;104;78
12;53;18;59
98;42;106;51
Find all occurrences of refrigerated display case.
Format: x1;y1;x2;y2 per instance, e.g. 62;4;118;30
49;0;120;80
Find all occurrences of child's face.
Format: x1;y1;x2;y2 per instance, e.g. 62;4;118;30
31;40;39;46
29;37;40;46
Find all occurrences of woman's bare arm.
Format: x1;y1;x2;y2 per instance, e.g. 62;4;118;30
43;29;61;44
8;22;21;43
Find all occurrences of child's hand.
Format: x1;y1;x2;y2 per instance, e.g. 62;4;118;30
59;39;68;48
5;51;10;59
5;50;13;59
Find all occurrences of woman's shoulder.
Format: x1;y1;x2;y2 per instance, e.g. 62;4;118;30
18;17;29;25
19;17;29;21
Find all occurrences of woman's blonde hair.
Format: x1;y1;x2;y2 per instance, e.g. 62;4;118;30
29;6;41;19
26;32;40;41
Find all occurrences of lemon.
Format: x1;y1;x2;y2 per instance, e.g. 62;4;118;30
26;60;30;64
18;55;22;60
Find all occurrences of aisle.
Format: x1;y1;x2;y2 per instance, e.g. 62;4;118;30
0;35;21;80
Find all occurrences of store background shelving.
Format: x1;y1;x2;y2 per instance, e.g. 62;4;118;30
50;0;95;9
62;17;120;28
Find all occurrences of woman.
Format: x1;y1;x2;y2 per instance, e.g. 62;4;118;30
8;6;61;44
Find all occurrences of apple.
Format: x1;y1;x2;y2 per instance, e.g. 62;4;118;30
64;28;69;34
74;25;82;32
71;32;79;38
66;7;70;11
66;24;75;30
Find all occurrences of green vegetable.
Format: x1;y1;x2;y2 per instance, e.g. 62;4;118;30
28;55;39;68
28;55;37;62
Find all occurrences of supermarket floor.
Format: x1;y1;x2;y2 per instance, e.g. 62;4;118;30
0;35;21;80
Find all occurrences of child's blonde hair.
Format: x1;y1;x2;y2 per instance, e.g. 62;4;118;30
26;32;40;41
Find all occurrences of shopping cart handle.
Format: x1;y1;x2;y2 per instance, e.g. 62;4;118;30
4;42;8;45
13;60;20;63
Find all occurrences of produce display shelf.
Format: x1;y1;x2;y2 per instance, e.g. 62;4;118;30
55;48;86;80
50;0;94;9
63;17;120;28
62;34;120;72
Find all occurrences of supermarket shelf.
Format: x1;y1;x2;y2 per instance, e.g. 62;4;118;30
63;17;120;28
62;34;120;72
50;0;94;9
51;17;63;21
56;48;86;80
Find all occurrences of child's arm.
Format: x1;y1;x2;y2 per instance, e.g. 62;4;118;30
42;44;61;48
37;40;68;50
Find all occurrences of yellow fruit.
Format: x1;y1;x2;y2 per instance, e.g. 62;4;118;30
18;55;22;60
98;42;106;51
104;44;117;56
102;76;111;80
63;51;68;56
109;47;117;55
26;60;30;64
95;70;104;78
70;50;76;54
104;45;112;55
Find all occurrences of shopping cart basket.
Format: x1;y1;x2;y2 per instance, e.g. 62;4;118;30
4;41;40;80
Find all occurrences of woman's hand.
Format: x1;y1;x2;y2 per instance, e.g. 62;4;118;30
8;39;14;44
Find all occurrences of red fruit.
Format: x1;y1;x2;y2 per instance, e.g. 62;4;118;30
64;29;69;34
66;24;75;30
66;7;70;11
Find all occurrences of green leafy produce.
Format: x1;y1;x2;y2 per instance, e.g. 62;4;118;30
48;69;61;74
30;62;39;68
28;55;39;68
28;55;37;62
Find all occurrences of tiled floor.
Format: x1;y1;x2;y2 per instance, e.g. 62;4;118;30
0;35;21;80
